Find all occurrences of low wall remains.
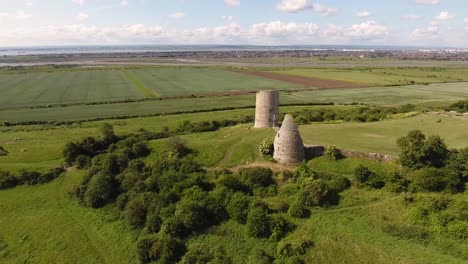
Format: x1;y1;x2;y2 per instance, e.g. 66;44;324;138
304;145;395;162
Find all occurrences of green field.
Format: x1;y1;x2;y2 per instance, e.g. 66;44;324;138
1;82;467;123
0;67;306;109
267;67;468;86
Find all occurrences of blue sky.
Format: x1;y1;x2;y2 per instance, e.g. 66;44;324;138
0;0;467;47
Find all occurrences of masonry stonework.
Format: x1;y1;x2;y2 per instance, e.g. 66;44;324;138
254;90;279;128
273;114;305;165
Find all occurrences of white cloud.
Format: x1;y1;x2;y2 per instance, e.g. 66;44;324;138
15;10;32;20
403;14;424;20
356;11;370;18
26;1;33;7
435;11;455;21
277;0;313;13
77;12;89;21
276;0;337;16
415;0;439;5
225;0;240;7
169;12;186;19
348;20;389;40
120;1;128;6
72;0;86;5
250;21;319;38
222;15;234;21
0;12;9;18
464;18;468;23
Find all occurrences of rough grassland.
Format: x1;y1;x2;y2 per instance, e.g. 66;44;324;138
0;170;138;264
269;68;468;86
300;114;468;156
1;82;467;123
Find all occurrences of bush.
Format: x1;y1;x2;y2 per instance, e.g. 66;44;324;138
168;136;190;158
75;155;91;169
180;245;232;264
288;201;309;218
246;206;271;238
247;250;274;264
410;168;463;193
354;165;385;189
446;221;468;240
276;239;314;258
259;138;274;156
132;142;151;158
126;197;148;229
226;192;251;224
0;171;17;189
325;146;343;160
239;167;275;189
270;215;292;241
0;145;8;156
83;172;117;208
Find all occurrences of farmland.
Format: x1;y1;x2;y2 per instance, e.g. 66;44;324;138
261;67;468;86
1;79;467;123
0;67;306;109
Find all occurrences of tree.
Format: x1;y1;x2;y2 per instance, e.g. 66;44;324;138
99;123;117;144
410;168;462;193
447;148;468;181
288;200;309;218
83;172;116;208
63;142;80;165
397;130;450;169
75;155;91;169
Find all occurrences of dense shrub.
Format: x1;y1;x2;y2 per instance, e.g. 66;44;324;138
246;205;272;238
247;250;274;264
0;167;64;190
180;245;232;264
168;136;190;158
446;100;468;113
0;145;7;156
226;192;251;224
447;147;468;181
239;167;275;189
259;138;274;156
83;172;117;208
354;165;385;189
126;196;148;229
75;155;91;169
325;146;343;160
270;215;292;241
288;200;309;218
409;168;462;193
276;239;314;258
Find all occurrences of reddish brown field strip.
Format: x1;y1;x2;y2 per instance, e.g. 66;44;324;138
235;70;369;89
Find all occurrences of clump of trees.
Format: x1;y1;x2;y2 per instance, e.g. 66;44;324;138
66;125;356;263
353;130;466;194
445;100;468;113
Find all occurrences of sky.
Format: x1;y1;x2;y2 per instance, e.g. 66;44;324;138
0;0;467;47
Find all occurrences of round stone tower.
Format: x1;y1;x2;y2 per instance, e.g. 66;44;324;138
273;114;305;165
254;90;279;128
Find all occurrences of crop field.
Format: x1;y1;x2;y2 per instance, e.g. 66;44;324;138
0;70;145;109
266;67;468;86
1;81;467;123
0;67;306;109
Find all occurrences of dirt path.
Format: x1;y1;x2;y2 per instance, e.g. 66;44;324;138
234;70;369;89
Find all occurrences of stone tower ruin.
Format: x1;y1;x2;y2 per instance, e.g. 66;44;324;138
254;90;279;128
273;114;305;165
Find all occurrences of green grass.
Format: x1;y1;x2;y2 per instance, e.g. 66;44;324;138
300;114;468;156
0;69;145;109
269;68;468;86
0;67;305;110
0;170;138;264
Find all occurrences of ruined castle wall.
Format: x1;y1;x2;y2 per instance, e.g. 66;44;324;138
254;90;279;128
